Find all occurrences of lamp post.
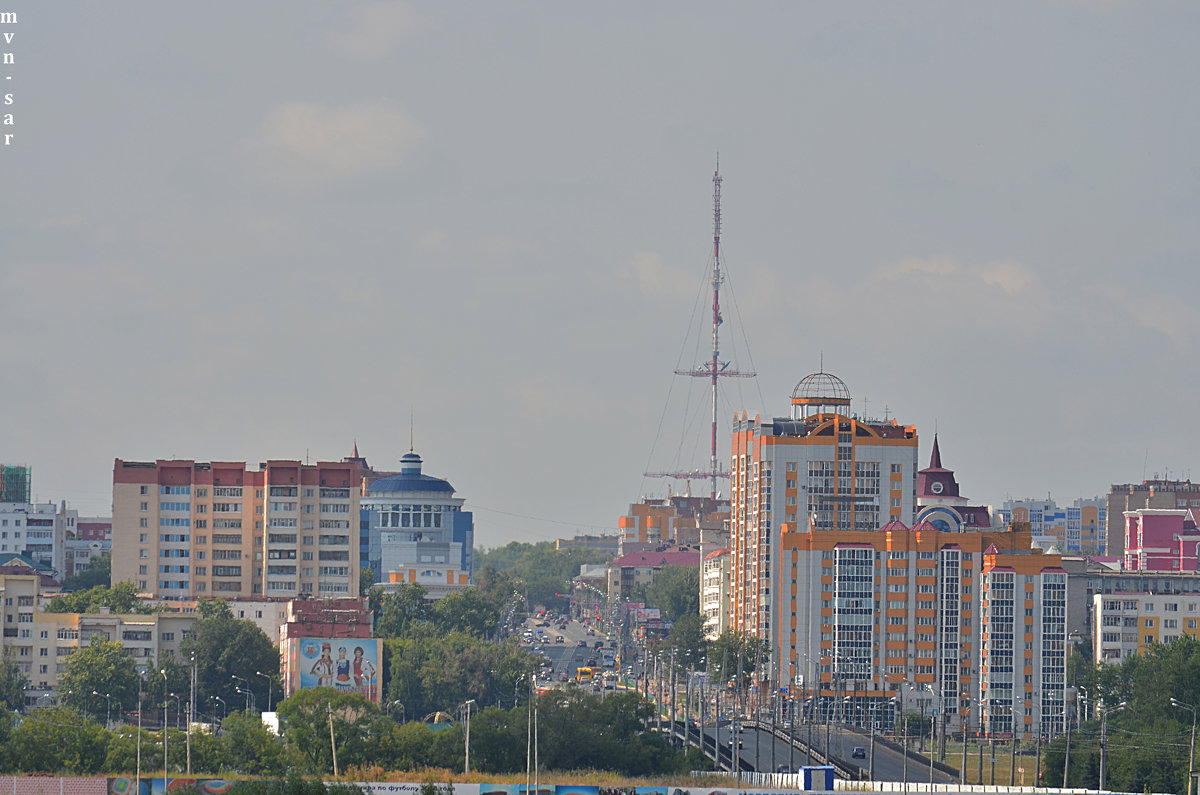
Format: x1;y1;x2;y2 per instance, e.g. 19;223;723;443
959;693;971;786
210;696;226;735
1172;698;1197;795
462;699;476;773
231;674;249;711
93;690;113;728
135;672;144;795
160;668;169;792
1098;699;1126;792
235;687;255;712
256;671;273;713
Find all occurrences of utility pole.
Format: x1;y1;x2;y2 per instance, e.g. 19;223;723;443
1099;700;1126;792
1063;697;1072;788
327;704;339;777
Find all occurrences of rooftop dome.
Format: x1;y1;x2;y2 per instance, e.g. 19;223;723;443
366;451;455;494
790;370;851;418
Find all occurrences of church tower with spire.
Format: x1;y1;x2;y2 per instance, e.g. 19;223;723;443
914;435;997;531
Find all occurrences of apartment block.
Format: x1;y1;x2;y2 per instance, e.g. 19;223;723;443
0;501;75;576
112;458;360;601
1092;591;1200;664
730;370;918;639
1121;508;1200;571
774;522;1065;739
606;545;702;602
701;547;730;640
65;517;112;579
617;495;729;550
998;497;1107;554
1;568;196;707
1106;479;1200;560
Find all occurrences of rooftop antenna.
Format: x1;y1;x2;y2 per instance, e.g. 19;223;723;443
647;156;756;500
410;407;415;452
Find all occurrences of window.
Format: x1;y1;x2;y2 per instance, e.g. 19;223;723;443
140;502;148;511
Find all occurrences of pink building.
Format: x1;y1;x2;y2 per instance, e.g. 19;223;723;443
1123;509;1200;571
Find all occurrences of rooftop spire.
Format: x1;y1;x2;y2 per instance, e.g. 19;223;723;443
930;434;943;469
352;438;359;459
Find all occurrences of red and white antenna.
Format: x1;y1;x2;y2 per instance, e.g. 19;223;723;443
646;157;755;499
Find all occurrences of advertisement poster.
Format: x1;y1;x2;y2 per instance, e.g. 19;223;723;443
297;637;382;703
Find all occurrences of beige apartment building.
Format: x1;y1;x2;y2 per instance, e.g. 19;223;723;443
0;570;196;708
112;459;360;601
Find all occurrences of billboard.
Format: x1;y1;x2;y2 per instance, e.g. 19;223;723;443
294;637;383;703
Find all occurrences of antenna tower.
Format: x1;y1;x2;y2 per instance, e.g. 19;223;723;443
645;158;755;499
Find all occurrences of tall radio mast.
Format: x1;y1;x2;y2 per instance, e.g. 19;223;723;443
645;158;755;499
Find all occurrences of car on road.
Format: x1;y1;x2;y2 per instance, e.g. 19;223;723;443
555;635;564;643
593;640;604;648
852;747;867;759
577;640;587;647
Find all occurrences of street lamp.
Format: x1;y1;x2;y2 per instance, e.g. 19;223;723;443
462;699;476;774
235;687;255;712
210;696;226;735
231;674;249;710
1098;699;1126;792
256;671;273;713
160;668;169;792
93;690;114;728
135;671;144;795
1172;698;1197;795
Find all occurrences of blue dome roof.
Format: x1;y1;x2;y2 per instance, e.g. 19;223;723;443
366;473;455;494
365;451;455;494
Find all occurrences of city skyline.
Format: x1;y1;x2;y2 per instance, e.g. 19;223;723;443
4;3;1199;546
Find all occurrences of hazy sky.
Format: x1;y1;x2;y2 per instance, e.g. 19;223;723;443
4;3;1199;547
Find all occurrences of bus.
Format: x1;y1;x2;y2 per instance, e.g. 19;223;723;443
576;666;595;683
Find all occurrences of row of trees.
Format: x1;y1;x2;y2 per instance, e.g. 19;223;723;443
472;541;610;612
0;687;697;776
1036;636;1200;793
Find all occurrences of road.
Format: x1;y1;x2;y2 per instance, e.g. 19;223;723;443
685;720;956;783
515;615;617;691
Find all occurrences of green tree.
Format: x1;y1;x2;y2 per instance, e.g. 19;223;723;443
0;650;28;712
707;629;768;685
0;707;17;769
432;588;498;638
197;598;234;620
8;705;110;772
60;636;140;724
665;612;706;668
101;726;158;775
61;553;112;591
645;564;700;621
376;583;432;638
220;709;294;774
359;566;376;596
182;609;279;709
474;541;611;612
384;632;538;720
44;581;146;614
277;686;380;774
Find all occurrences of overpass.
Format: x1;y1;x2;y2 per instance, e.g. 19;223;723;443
659;717;958;785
